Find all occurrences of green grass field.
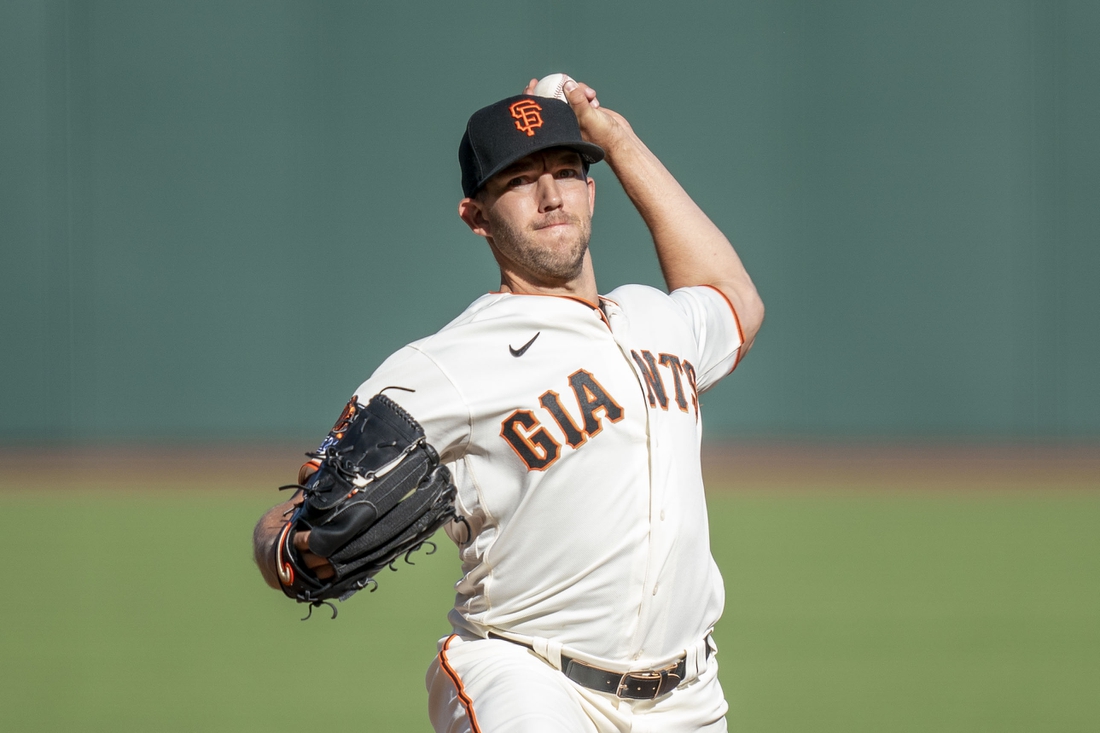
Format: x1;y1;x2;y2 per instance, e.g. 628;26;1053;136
1;487;1097;732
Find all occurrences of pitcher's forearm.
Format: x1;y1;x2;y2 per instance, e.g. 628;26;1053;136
253;498;297;590
603;128;764;347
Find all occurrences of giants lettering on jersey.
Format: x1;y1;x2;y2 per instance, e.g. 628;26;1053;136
500;369;624;471
631;350;700;418
499;351;700;472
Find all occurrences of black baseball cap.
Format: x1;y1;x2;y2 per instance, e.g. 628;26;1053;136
459;94;605;198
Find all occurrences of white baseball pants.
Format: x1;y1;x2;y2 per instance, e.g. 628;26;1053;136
426;634;728;733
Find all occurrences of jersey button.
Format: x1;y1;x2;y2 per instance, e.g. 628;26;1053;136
660;510;666;521
652;584;659;595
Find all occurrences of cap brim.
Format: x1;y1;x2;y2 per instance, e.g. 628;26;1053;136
473;140;605;195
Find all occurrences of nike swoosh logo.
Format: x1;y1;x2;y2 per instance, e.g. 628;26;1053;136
509;332;541;358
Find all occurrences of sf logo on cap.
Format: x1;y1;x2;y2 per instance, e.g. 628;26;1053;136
509;99;544;137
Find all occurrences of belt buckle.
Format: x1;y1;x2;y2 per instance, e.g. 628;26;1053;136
617;669;663;699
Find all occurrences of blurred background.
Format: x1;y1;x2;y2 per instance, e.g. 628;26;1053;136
4;0;1098;441
1;1;1097;731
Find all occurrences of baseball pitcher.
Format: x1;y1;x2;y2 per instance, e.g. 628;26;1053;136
253;75;765;732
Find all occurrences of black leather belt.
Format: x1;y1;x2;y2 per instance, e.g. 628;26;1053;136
487;633;711;700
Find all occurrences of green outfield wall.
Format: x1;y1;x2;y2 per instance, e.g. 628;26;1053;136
2;0;1097;440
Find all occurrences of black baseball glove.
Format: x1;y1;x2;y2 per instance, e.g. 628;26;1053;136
274;392;463;619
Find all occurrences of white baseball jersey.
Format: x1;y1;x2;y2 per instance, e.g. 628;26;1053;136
354;283;743;672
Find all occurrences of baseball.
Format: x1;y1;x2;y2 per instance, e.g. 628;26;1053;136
532;73;574;102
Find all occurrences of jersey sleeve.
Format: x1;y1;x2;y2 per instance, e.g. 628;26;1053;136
667;284;745;393
351;345;471;463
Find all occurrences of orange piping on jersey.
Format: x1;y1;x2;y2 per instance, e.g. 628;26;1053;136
701;284;745;373
488;291;611;329
592;302;611;328
439;635;482;733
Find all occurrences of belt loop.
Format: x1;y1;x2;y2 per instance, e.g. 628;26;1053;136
685;636;709;681
532;637;563;670
684;639;700;681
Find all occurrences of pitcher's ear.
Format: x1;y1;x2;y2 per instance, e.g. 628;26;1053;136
458;197;491;237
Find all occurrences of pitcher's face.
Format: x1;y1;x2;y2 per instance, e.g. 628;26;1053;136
464;148;596;286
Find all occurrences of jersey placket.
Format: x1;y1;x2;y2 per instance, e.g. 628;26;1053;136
605;301;668;663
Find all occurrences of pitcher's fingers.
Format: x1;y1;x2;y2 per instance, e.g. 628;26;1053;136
303;554;335;577
524;77;537;94
301;553;335;579
290;529;335;578
301;551;328;568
